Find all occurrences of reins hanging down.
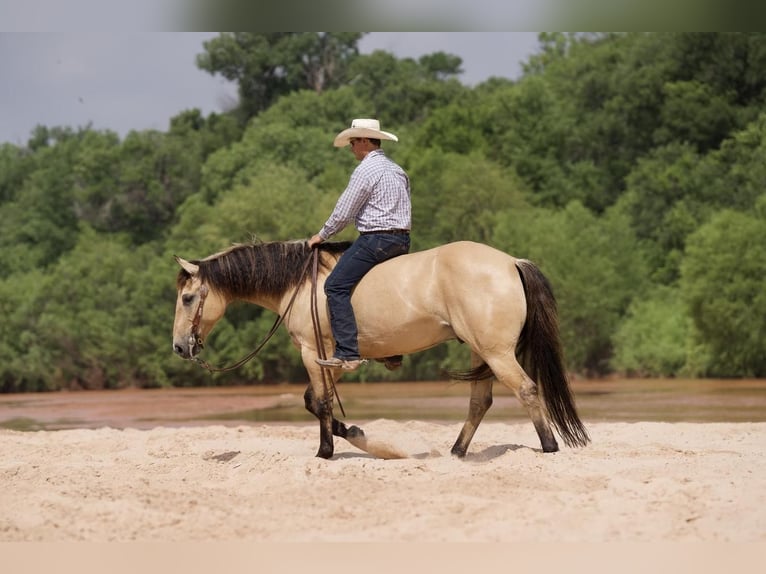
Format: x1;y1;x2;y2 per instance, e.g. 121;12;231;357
191;248;345;416
310;248;345;417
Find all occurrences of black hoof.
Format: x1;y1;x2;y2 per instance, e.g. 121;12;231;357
346;425;365;439
450;445;467;458
316;446;334;459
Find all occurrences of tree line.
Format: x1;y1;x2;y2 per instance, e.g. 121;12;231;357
1;32;765;392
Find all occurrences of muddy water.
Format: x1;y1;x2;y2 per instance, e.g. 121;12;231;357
1;378;765;431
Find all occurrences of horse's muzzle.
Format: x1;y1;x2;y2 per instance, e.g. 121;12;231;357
172;336;203;359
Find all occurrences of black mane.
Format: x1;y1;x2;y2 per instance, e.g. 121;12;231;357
176;240;350;299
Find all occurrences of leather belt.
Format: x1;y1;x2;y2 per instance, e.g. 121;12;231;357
359;229;410;236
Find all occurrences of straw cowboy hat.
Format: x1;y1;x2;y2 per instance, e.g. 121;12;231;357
333;118;399;147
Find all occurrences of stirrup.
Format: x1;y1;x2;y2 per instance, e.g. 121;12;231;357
315;357;366;371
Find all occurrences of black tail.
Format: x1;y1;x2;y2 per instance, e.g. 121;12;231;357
515;259;589;447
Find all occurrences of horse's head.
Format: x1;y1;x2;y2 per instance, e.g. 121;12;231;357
172;256;227;360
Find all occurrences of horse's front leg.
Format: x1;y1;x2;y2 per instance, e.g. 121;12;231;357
303;383;361;436
302;379;336;458
296;341;339;458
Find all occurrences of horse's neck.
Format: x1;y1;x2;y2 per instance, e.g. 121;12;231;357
238;292;284;315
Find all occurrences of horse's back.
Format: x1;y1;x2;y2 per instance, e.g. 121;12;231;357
367;240;521;293
351;241;527;355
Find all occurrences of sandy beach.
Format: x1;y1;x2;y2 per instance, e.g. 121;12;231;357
1;418;764;543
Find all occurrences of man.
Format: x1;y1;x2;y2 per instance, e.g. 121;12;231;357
308;118;411;371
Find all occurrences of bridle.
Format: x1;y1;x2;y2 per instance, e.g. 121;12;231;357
188;285;209;355
187;248;345;415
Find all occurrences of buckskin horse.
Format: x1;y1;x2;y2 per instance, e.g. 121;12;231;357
172;239;589;459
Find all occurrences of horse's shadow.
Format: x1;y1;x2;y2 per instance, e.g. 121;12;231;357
464;443;539;461
333;443;537;461
333;451;380;460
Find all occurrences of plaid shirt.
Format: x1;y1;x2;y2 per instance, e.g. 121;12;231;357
319;149;411;239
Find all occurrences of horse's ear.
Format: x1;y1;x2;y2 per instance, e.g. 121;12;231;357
175;255;199;276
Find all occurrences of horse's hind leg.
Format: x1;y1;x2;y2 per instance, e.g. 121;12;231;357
451;352;494;457
520;375;559;453
495;358;559;453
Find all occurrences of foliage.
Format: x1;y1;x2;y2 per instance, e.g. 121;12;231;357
407;149;528;250
494;202;649;374
197;33;364;122
3;32;766;391
680;209;766;376
345;49;468;125
611;285;691;377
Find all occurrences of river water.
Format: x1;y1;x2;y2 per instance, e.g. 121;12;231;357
1;378;765;431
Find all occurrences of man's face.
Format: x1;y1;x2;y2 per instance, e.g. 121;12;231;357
349;137;372;160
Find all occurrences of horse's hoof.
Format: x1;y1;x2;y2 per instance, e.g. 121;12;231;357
450;445;467;458
316;447;334;459
346;425;365;439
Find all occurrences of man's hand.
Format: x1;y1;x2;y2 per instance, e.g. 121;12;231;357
308;234;324;248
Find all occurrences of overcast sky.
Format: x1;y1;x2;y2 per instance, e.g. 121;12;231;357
0;32;541;146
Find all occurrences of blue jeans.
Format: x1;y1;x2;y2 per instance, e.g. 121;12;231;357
324;233;410;360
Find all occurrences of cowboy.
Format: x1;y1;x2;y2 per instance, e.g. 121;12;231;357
308;119;411;371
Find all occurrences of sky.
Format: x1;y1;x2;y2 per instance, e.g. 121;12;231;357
0;32;541;146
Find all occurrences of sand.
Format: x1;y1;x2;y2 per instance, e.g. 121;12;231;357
1;419;764;543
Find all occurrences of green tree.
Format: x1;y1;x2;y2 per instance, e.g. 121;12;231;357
197;33;364;122
346;50;467;125
236;88;364;183
653;80;739;151
0;227;179;391
473;74;593;208
0;139;81;276
172;159;326;254
0;269;51;391
494;201;649;375
407;149;528;250
0;143;37;203
611;285;691;376
616;143;704;283
680;208;766;376
693;112;766;214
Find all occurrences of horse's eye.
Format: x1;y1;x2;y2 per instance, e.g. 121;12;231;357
182;293;195;306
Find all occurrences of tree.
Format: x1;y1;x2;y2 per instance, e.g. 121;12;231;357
0;269;51;391
197;33;363;122
611;285;692;376
494;201;650;375
680;208;766;376
616;142;704;283
653;80;739;151
238;88;365;183
0;138;81;277
0;143;37;203
407;149;528;250
0;227;179;390
412;94;490;156
346;50;467;125
472;74;592;208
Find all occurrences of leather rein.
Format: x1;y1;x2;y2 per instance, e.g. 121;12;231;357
189;248;345;416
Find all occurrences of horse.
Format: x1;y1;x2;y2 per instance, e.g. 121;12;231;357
172;239;590;459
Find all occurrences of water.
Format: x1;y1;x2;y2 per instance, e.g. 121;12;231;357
1;378;765;431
